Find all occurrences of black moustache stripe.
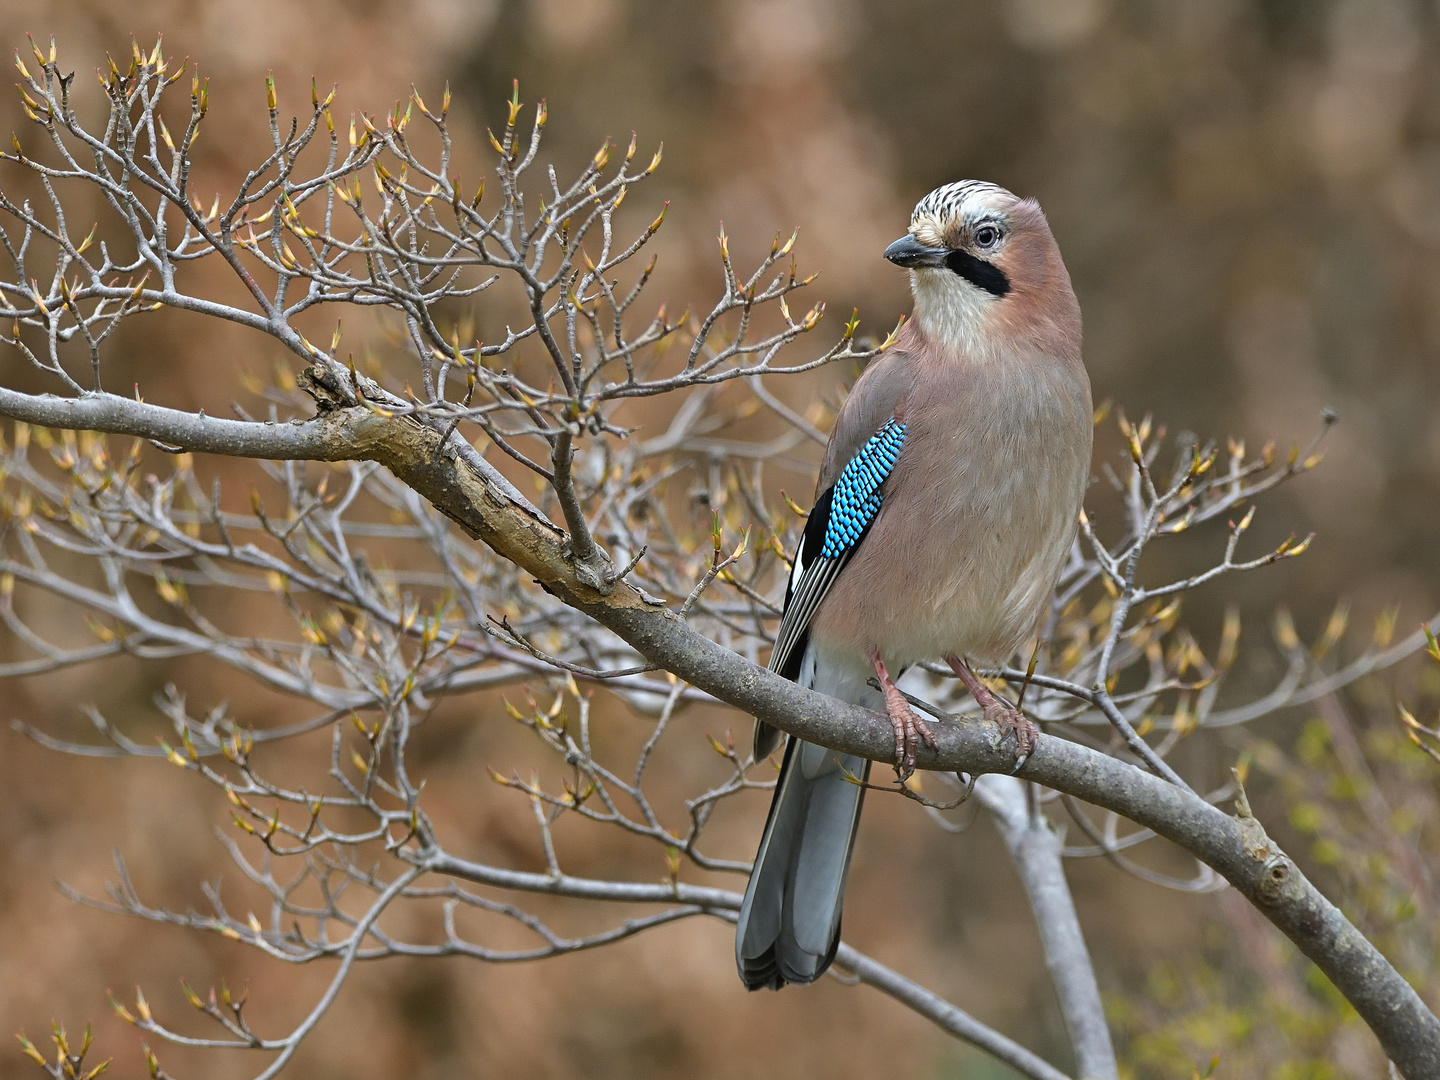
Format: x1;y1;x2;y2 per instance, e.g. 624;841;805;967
945;249;1010;297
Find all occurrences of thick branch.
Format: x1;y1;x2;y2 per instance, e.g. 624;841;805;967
0;379;541;517
0;387;346;459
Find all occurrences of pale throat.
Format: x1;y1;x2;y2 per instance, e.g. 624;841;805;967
910;268;998;359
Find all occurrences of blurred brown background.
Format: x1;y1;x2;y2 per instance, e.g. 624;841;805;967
2;1;1439;1077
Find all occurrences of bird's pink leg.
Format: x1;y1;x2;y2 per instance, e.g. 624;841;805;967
868;649;936;780
945;655;1039;768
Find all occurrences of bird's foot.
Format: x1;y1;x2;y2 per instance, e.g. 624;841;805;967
982;699;1039;771
870;649;936;781
945;654;1039;772
883;682;937;782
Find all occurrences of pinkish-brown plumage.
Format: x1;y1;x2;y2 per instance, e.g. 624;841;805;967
810;227;1090;672
737;181;1092;991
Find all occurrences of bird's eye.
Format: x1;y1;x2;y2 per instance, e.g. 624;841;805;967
974;225;1001;249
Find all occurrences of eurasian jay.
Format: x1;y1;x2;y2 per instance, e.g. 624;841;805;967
736;180;1093;990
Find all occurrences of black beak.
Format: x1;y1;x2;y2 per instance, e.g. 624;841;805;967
884;234;949;268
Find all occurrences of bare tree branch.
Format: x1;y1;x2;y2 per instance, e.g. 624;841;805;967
977;776;1117;1080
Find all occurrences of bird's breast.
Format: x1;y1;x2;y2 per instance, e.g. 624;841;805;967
808;353;1092;670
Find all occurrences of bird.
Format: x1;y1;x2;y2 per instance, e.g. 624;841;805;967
735;180;1093;990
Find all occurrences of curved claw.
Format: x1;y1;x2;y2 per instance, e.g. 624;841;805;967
886;697;932;781
982;700;1038;770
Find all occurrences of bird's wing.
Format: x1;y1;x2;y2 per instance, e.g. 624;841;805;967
752;343;917;760
754;416;907;758
816;340;919;491
774;341;918;676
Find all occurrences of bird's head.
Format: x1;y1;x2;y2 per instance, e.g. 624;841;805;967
885;180;1076;358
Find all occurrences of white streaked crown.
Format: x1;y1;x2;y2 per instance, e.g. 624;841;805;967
911;180;1013;227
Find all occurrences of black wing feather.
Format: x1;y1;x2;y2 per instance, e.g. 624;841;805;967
753;485;877;759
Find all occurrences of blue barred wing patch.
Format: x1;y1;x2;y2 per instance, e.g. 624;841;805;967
754;416;908;758
819;420;906;558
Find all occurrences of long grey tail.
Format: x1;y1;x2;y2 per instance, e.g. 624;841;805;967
735;737;869;990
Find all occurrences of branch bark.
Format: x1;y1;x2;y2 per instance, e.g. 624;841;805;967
0;386;345;459
1;377;1436;1078
977;775;1118;1080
